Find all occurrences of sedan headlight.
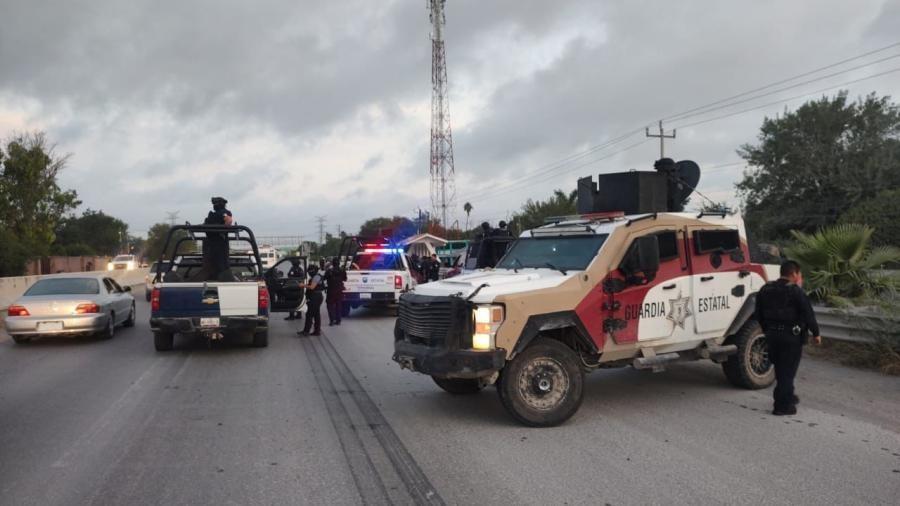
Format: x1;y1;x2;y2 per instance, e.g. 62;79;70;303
107;263;114;271
472;305;504;350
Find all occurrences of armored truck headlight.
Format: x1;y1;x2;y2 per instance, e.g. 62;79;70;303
472;305;504;350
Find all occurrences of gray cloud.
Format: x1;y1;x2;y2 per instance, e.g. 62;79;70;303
1;0;899;236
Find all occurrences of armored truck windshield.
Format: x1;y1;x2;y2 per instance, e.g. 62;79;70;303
497;234;608;271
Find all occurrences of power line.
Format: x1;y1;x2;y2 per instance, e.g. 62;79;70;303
663;40;900;122
675;66;900;130
667;52;900;125
315;215;327;245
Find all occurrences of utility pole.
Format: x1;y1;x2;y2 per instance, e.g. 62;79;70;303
165;211;179;226
315;215;327;245
645;120;676;158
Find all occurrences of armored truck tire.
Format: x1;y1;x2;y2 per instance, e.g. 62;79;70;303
498;337;584;427
154;331;174;351
432;376;484;395
252;328;269;348
722;320;774;389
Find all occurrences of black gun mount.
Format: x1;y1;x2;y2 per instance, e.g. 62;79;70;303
577;158;701;215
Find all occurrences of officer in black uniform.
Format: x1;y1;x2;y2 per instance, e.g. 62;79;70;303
298;264;325;336
284;259;305;321
755;260;821;416
194;197;234;281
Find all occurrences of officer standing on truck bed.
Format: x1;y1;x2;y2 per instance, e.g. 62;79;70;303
192;197;234;282
755;260;821;416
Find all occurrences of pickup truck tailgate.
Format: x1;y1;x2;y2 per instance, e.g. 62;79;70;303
345;271;397;292
155;282;259;317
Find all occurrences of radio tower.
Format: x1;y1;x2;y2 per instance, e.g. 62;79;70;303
428;0;456;231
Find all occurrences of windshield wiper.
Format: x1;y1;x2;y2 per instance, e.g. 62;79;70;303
544;262;568;275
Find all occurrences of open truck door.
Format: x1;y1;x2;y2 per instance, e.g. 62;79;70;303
265;256;308;313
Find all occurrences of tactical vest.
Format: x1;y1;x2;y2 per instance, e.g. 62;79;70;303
757;281;799;325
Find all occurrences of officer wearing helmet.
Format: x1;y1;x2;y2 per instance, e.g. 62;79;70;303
298;263;325;336
755;260;821;416
195;197;234;281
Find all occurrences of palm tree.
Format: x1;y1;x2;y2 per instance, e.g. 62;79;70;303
785;223;900;305
463;202;473;233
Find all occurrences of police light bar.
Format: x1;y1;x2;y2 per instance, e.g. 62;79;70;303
361;248;404;254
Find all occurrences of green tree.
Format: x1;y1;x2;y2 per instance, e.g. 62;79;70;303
144;223;189;261
737;92;900;241
463;202;473;232
54;209;129;256
509;189;578;233
0;132;81;257
785;223;900;305
838;189;900;246
0;226;30;276
358;216;417;239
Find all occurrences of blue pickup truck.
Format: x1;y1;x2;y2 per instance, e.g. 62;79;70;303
149;225;307;351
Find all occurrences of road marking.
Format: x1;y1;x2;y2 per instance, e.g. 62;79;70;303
315;333;445;505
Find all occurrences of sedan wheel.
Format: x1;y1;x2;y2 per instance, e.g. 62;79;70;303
123;303;136;327
99;313;115;340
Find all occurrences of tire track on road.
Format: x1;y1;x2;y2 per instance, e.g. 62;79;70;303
315;333;444;506
302;337;392;505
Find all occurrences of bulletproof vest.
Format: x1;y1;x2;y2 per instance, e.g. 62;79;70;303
757;281;799;324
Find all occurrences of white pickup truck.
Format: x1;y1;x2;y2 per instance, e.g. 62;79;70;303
342;245;416;317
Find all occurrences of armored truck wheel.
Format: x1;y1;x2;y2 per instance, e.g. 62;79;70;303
722;320;774;389
432;376;483;395
498;337;584;427
154;331;174;351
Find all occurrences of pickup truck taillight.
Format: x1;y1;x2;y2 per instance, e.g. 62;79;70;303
394;275;403;290
7;305;29;317
151;288;161;311
75;303;101;314
258;283;269;310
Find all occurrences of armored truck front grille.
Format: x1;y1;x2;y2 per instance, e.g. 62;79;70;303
397;294;472;349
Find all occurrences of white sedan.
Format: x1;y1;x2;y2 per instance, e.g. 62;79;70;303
4;275;135;344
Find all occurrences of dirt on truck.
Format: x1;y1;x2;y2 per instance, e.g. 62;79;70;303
393;158;780;426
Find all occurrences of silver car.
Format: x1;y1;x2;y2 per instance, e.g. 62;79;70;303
4;275;136;344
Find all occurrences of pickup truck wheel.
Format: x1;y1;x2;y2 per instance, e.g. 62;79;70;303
432;376;483;395
252;329;269;348
123;303;136;327
11;336;31;344
498;337;584;427
98;313;115;340
722;320;775;389
154;331;174;351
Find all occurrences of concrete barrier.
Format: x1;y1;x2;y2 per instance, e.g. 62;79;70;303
0;269;149;312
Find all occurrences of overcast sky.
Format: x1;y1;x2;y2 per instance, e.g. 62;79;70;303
2;0;899;240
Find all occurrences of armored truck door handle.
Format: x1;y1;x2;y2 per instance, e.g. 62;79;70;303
662;283;676;290
739;270;750;278
700;276;714;282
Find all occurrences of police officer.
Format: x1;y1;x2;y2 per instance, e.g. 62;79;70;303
194;197;234;281
284;259;305;321
325;258;347;325
298;264;325;336
755;260;821;416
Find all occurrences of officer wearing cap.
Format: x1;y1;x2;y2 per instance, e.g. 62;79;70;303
755;260;821;416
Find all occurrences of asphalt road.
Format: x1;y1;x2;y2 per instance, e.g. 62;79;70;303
1;295;898;505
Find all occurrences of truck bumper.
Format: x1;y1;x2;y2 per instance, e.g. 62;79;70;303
344;292;398;306
150;316;267;334
392;341;505;379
